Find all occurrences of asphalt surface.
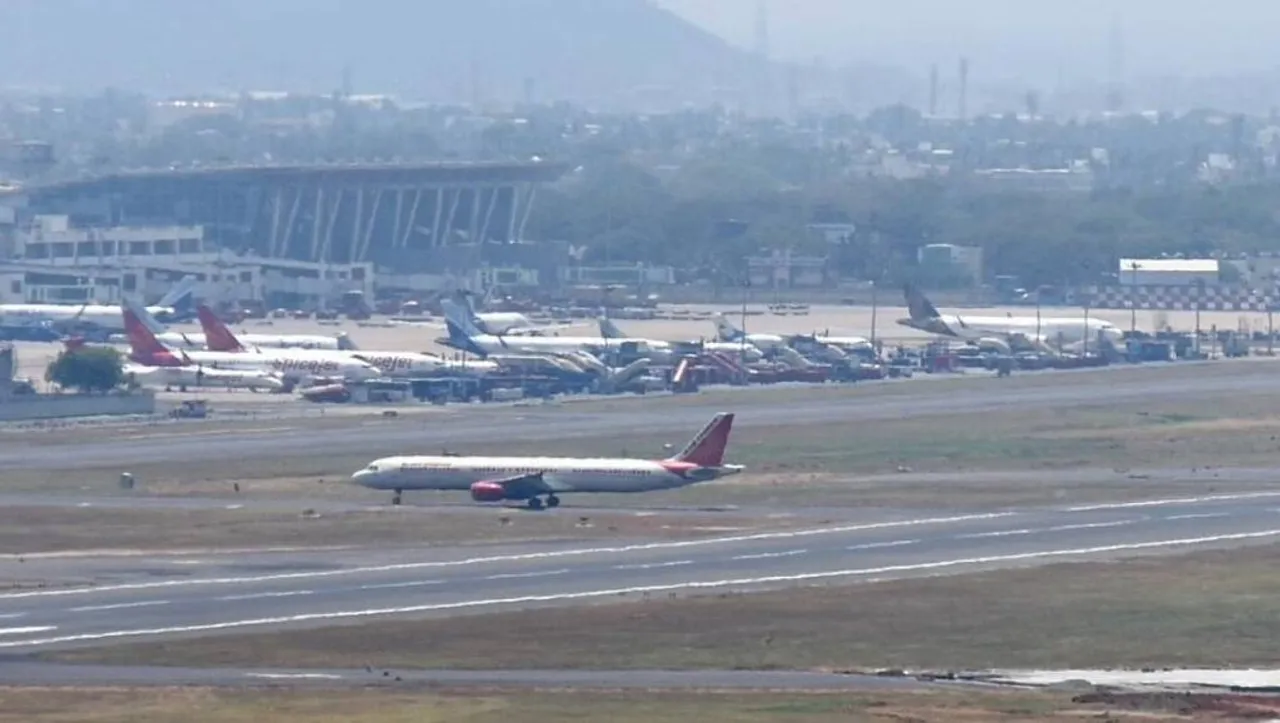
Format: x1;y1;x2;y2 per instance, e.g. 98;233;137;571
2;491;1280;657
1;362;1277;470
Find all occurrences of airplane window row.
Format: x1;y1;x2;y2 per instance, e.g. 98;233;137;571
399;464;653;476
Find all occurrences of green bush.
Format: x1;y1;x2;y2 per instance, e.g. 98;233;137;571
45;346;125;393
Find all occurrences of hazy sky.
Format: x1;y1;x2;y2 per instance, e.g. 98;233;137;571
657;0;1280;83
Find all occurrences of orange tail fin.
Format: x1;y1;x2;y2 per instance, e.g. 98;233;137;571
668;413;735;468
197;304;245;352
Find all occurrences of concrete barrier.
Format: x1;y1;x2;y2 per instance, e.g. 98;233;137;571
0;391;156;421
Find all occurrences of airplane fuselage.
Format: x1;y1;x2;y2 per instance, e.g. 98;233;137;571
449;333;673;362
124;364;284;391
0;304;177;332
352;455;739;494
900;313;1120;346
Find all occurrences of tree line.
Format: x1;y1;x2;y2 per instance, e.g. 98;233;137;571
525;158;1280;288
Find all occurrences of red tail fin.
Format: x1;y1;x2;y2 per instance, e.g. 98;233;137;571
197;304;245;352
669;413;735;468
122;304;176;363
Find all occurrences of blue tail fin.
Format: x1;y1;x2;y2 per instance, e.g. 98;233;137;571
444;318;488;357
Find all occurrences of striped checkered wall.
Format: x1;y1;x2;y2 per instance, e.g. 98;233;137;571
1082;285;1276;312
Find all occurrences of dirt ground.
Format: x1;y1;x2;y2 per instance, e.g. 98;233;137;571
0;686;1219;723
52;543;1280;674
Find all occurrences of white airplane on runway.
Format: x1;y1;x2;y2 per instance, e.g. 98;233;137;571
123;299;379;386
439;297;673;362
897;284;1124;352
194;305;499;378
351;412;743;508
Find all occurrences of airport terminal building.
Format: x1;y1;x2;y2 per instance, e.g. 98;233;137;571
0;160;569;307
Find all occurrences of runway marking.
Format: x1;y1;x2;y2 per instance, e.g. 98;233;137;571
69;600;170;613
217;591;314;602
484;569;570;581
613;561;694;570
1042;521;1139;533
0;613;25;620
956;529;1034;540
0;512;1018;601
732;549;807;561
6;529;1280;650
1064;492;1280;513
1165;513;1229;521
0;626;55;636
246;673;344;680
846;540;919;551
957;519;1145;540
358;580;445;591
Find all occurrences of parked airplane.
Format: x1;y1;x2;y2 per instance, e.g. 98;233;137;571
0;276;198;340
194;305;499;378
597;317;765;362
110;307;356;351
123;299;379;386
351;412;742;508
713;314;789;351
897;284;1123;352
439;297;673;362
123;362;286;392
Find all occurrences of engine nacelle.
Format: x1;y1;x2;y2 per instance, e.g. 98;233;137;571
470;481;508;502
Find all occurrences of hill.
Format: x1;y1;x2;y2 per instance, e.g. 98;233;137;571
0;0;756;105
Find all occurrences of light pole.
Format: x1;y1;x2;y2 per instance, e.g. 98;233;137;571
869;279;878;351
740;276;751;361
1128;261;1142;333
1081;292;1091;356
1194;278;1204;356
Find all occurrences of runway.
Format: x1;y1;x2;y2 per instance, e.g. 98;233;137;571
1;361;1277;470
0;660;954;690
1;490;1279;655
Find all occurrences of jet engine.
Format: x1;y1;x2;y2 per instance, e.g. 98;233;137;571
470;481;508;502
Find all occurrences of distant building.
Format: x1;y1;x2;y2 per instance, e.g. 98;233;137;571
1117;258;1220;287
972;165;1095;193
917;243;982;287
746;249;828;288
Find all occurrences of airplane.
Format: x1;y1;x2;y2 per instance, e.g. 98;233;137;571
713;314;790;351
439;297;674;363
350;412;742;508
122;299;380;386
109;307;357;352
897;283;1124;352
0;276;198;340
122;361;286;393
597;317;766;362
193;305;499;378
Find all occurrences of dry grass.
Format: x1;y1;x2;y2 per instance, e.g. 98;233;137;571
6;380;1280;510
0;687;1184;723
54;543;1280;673
0;506;783;558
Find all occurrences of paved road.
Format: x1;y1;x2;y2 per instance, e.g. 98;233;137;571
0;659;954;690
2;363;1278;470
1;490;1279;654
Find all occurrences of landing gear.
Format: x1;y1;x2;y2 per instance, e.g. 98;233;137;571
525;495;560;510
392;490;402;506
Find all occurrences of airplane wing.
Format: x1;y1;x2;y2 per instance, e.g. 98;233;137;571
469;471;557;502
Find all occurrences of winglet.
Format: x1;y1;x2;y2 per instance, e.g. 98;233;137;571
668;413;735;468
196;304;246;352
